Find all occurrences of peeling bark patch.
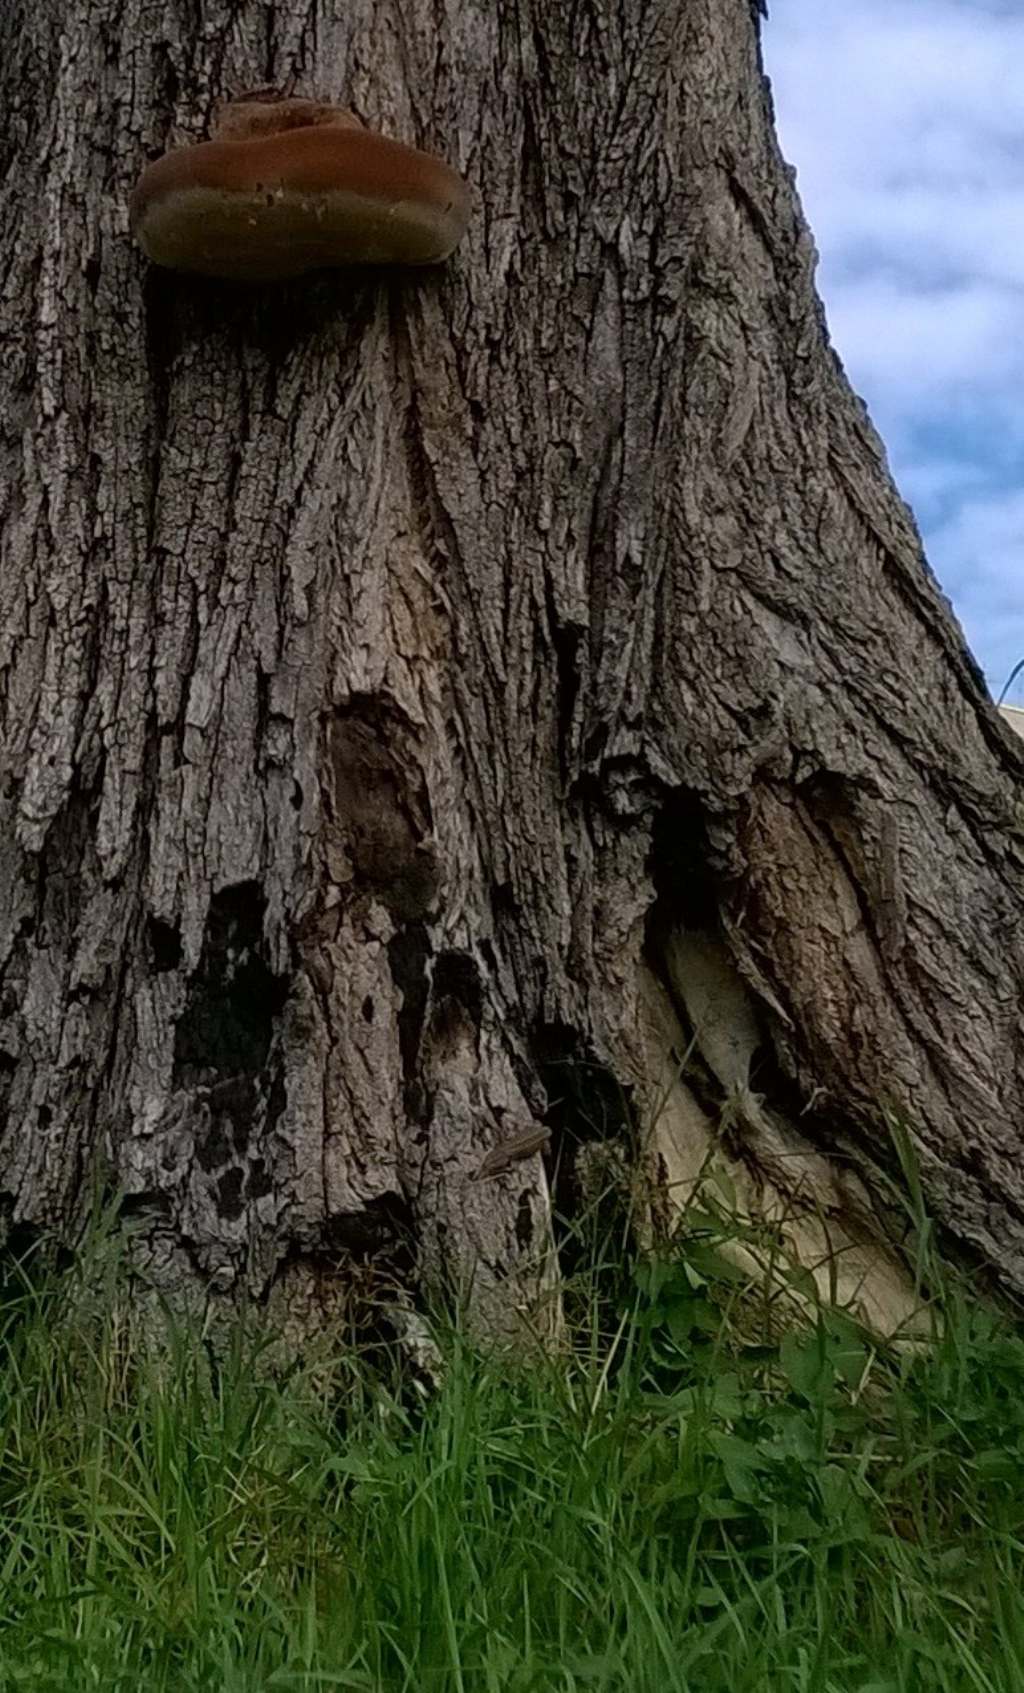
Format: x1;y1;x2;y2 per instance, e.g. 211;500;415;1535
173;883;287;1087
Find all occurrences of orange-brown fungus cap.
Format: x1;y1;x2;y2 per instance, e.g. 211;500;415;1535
129;97;471;281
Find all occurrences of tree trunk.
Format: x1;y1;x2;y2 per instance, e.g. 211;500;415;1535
2;0;1022;1346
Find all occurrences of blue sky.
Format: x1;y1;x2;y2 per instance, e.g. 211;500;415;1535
763;0;1024;701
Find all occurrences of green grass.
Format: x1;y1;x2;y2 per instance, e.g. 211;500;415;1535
0;1215;1021;1692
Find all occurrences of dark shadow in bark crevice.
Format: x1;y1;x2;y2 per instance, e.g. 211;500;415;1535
645;783;723;935
387;921;432;1125
530;1020;636;1274
173;882;288;1089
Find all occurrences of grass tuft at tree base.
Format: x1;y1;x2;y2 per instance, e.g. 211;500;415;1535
0;1202;1021;1691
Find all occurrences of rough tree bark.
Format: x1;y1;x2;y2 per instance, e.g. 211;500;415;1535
1;0;1022;1346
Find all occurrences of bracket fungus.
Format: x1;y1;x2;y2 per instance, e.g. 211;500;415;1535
129;91;471;281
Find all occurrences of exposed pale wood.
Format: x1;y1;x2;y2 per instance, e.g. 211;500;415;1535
1000;707;1024;742
1;0;1022;1340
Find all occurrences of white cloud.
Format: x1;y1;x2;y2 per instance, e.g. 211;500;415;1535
813;191;1024;291
896;455;995;529
764;0;1024;690
826;278;1024;402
